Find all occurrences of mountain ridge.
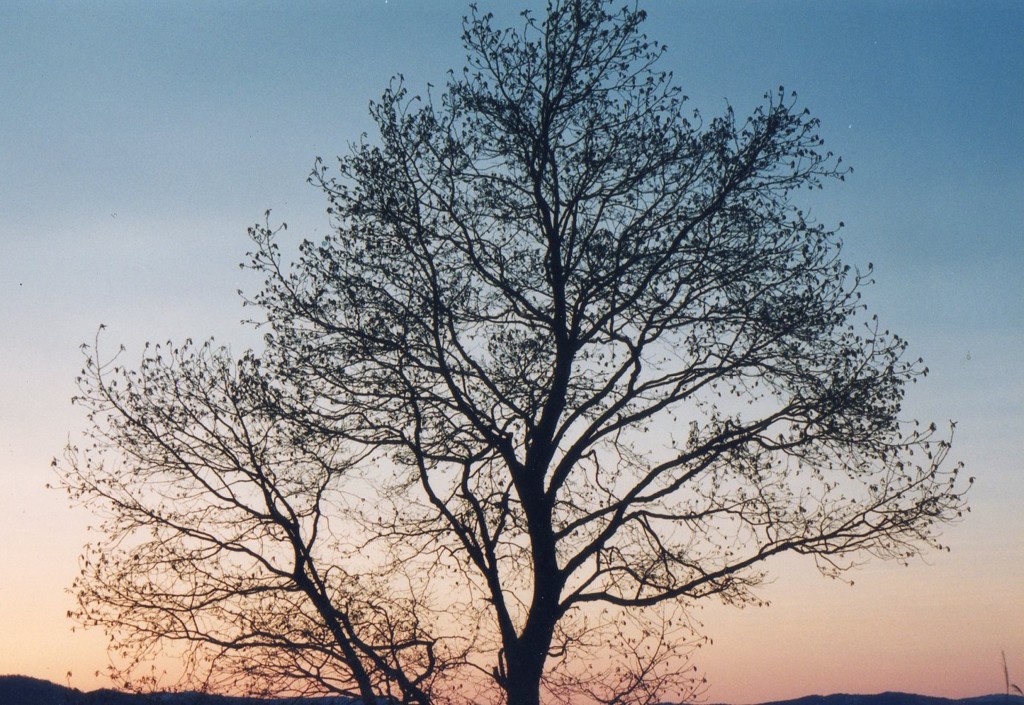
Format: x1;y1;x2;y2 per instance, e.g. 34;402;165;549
3;675;1023;705
0;675;353;705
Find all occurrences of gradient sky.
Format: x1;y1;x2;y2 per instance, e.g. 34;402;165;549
1;1;1022;703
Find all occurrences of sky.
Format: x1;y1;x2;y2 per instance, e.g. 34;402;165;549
1;1;1022;702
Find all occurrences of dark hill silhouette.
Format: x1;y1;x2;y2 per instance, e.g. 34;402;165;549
0;675;354;705
0;675;76;705
758;695;1024;705
2;677;1023;705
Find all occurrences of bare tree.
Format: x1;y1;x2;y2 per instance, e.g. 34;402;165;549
59;338;455;704
61;2;970;705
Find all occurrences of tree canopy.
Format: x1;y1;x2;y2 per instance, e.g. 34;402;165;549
59;2;969;705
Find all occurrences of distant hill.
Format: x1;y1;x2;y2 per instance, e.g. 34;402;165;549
0;676;73;705
0;675;354;705
2;677;1023;705
757;695;1024;705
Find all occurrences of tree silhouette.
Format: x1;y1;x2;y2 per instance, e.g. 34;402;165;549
60;339;452;704
60;2;970;705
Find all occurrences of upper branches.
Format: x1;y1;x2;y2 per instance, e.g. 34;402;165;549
246;0;971;655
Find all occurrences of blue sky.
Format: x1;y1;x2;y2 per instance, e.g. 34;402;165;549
1;1;1021;701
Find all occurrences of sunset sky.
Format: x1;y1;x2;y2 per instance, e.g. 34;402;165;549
1;1;1022;703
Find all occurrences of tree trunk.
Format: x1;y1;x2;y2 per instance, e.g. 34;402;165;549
505;643;548;705
503;584;560;705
